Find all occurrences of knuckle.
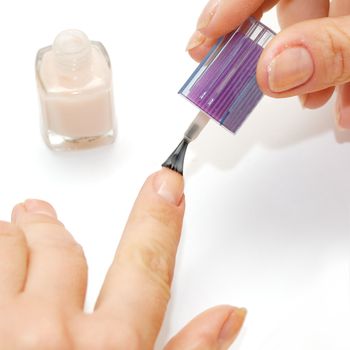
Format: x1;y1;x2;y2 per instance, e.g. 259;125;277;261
85;325;142;350
101;331;142;350
17;327;71;350
139;242;173;287
121;240;173;294
146;204;181;231
323;21;350;84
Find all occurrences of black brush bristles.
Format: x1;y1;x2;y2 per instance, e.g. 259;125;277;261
162;138;189;175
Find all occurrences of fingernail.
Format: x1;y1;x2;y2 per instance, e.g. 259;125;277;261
268;47;314;92
336;104;350;130
23;199;57;218
335;105;343;129
186;31;206;51
154;169;184;206
336;84;350;129
299;94;308;109
218;307;247;348
197;0;220;31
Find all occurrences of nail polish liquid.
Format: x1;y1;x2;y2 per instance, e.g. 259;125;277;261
36;29;116;151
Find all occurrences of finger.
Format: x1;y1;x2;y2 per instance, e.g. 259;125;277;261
257;16;350;97
196;0;277;39
252;0;280;19
277;0;329;29
95;168;185;347
276;0;333;107
187;0;274;61
330;0;350;17
335;82;350;129
300;87;335;109
186;31;216;62
329;1;350;128
187;0;278;62
164;306;247;350
12;199;87;309
0;221;28;300
187;31;218;62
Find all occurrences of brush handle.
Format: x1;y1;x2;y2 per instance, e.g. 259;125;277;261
179;17;275;134
184;111;210;143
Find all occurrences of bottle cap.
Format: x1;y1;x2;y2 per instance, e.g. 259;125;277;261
179;17;275;134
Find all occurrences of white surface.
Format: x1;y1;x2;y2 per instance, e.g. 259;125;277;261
0;1;349;349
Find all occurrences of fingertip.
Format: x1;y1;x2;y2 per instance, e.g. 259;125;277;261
24;199;57;218
12;199;61;225
336;83;350;130
258;17;350;97
164;305;247;350
256;27;313;97
198;0;264;39
300;87;334;109
11;203;26;223
127;168;185;234
186;32;217;62
196;0;221;38
218;307;247;347
154;168;184;206
188;46;210;63
299;94;308;108
336;108;350;130
186;31;206;52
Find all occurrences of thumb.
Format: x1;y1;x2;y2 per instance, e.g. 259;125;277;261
164;305;247;350
257;16;350;97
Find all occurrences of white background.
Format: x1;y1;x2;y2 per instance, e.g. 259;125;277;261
0;1;350;349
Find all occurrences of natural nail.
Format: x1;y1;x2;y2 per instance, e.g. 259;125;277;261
335;84;350;130
335;105;343;129
218;307;247;348
24;199;57;218
268;47;314;92
154;169;184;206
335;104;350;130
197;0;220;31
299;94;308;109
186;31;206;51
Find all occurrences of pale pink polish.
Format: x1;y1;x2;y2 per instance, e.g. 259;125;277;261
36;29;116;151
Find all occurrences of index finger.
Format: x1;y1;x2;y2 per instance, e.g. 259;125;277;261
95;169;185;347
198;0;275;38
188;0;278;62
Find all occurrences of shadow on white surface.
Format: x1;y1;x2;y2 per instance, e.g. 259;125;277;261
36;139;129;182
156;96;350;349
187;96;350;175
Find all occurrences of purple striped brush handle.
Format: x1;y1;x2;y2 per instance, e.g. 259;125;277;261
179;17;275;134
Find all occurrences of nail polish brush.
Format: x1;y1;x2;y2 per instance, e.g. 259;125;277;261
162;111;209;175
162;17;275;175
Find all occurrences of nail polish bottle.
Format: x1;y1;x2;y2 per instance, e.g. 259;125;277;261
35;29;116;151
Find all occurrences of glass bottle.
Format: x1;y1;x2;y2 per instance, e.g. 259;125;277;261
36;29;116;151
